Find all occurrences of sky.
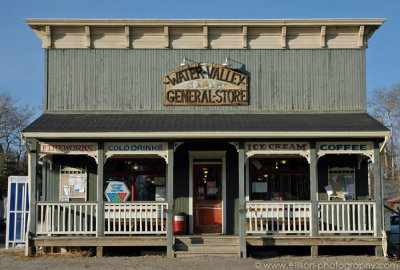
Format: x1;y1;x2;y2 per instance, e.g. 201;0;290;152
0;0;399;115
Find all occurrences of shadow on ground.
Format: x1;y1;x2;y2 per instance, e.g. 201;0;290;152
248;246;375;258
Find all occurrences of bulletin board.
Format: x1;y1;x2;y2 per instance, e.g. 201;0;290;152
326;167;355;200
59;167;87;201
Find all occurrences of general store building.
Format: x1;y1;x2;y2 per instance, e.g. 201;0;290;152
22;18;389;257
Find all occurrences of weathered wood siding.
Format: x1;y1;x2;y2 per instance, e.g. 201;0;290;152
45;49;366;112
42;161;59;202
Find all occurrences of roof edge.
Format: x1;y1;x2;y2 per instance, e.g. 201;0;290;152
25;18;386;27
22;131;390;140
40;110;369;115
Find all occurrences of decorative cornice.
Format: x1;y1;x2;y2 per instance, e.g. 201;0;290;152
25;18;385;50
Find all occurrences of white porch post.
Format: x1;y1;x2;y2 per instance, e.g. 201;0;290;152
167;142;174;258
97;142;105;237
41;160;47;201
26;139;38;256
310;142;318;237
238;142;247;258
373;142;383;237
309;142;319;256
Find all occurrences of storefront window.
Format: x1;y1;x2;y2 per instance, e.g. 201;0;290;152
249;158;310;201
104;158;166;202
326;167;355;200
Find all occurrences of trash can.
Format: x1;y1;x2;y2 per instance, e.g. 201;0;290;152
173;213;186;235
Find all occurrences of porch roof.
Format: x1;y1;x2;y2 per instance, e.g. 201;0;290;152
22;112;389;139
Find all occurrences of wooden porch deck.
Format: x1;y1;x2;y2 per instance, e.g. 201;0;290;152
29;234;384;257
31;236;167;248
31;234;382;248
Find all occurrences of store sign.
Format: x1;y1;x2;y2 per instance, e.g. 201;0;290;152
317;142;374;157
105;181;130;202
106;143;166;152
318;143;371;151
245;142;310;163
39;142;98;155
164;63;248;106
246;142;309;152
105;142;168;160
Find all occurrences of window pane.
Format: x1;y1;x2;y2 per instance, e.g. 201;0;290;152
249;158;309;201
104;158;166;202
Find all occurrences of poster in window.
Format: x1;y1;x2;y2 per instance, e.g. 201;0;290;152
198;186;204;195
61;185;70;201
69;175;85;193
62;185;70;197
207;181;217;195
155;186;165;201
251;160;263;170
324;185;334;197
346;184;355;199
105;181;130;202
252;182;268;193
60;168;87;201
154;177;166;185
69;177;76;186
327;173;355;200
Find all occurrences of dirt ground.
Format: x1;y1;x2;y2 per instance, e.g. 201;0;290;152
1;248;400;270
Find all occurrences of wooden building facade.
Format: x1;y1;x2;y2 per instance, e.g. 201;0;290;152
23;18;389;257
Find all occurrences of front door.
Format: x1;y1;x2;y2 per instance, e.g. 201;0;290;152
193;164;222;233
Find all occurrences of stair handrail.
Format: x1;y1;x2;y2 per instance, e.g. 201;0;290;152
384;204;400;216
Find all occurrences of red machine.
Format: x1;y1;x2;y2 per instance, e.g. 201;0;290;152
173;214;186;235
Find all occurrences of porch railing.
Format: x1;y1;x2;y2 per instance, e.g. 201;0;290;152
35;201;376;236
318;201;376;235
104;202;168;235
36;202;97;235
246;201;311;234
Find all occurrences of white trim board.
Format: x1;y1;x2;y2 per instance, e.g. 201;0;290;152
188;151;226;234
23;131;389;139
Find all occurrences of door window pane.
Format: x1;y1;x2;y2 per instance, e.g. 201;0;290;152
195;167;220;201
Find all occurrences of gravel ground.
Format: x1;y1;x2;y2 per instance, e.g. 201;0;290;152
1;249;400;270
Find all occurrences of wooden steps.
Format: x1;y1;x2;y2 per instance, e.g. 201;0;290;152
174;236;240;257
